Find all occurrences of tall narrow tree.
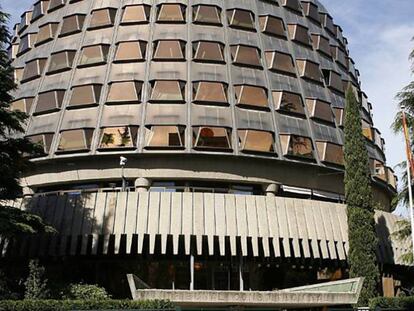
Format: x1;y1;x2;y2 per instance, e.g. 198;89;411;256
344;87;380;305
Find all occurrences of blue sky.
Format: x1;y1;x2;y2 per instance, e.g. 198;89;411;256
2;0;414;212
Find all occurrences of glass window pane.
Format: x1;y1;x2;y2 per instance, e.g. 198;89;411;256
154;40;185;60
115;41;146;62
79;45;109;67
238;130;274;153
333;107;344;127
193;82;227;104
22;59;47;82
235;85;268;108
302;1;320;23
193;127;232;150
150;81;185;102
89;8;117;30
316;141;344;166
48;50;76;74
306;99;334;123
194;41;224;62
193;5;221;25
69;84;101;107
36;23;59;46
280;134;314;159
60;14;85;37
231;45;261;67
48;0;65;12
311;34;331;58
259;15;285;37
297;60;323;82
58;129;93;152
35;90;65;114
121;5;150;24
273;91;305;116
28;133;54;154
265;51;296;75
287;24;311;46
99;126;138;149
11;97;34;113
145;126;185;148
157;4;185;22
281;0;302;13
107;81;142;103
227;9;255;30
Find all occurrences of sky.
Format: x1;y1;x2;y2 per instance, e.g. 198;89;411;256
1;0;414;213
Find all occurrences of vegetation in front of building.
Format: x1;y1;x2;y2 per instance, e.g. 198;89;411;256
344;87;380;305
369;296;414;309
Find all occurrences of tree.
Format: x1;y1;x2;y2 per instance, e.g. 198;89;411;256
344;87;380;305
0;11;53;238
24;260;49;299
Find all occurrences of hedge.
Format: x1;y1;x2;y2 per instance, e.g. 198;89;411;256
369;296;414;310
0;299;175;311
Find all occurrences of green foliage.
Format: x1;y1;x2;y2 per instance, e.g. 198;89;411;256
23;260;49;300
0;299;174;311
62;284;110;300
393;219;413;264
344;87;380;306
369;296;414;309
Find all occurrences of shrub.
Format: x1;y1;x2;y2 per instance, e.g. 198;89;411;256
0;299;174;311
62;284;110;300
369;296;414;310
23;260;49;300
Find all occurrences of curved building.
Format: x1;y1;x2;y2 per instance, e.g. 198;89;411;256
5;0;412;305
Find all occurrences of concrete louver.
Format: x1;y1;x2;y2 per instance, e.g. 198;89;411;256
3;192;410;266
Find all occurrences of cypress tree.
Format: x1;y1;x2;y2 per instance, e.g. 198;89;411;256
344;87;380;305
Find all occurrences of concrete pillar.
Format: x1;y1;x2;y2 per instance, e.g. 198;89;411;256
265;183;280;197
22;186;35;196
135;177;150;192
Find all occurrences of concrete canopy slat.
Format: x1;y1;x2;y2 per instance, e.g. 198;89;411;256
137;192;149;254
102;192;117;255
285;198;300;258
125;192;138;254
204;193;216;256
148;192;161;255
275;197;291;258
236;195;248;256
113;191;128;254
171;193;182;255
294;199;311;258
265;196;281;258
80;192;97;255
193;193;204;255
246;195;259;257
214;193;226;256
224;194;238;256
159;192;172;255
256;196;270;257
182;193;193;255
311;200;329;259
302;199;320;259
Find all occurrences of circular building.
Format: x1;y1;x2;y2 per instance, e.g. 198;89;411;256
5;0;412;305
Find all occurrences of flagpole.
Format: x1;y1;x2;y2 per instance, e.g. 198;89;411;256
401;106;414;259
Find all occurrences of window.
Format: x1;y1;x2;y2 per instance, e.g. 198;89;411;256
107;81;142;104
36;23;59;46
121;5;150;24
297;60;323;83
60;14;85;37
18;11;32;33
193;127;232;150
265;51;295;75
287;24;311;46
47;50;76;74
193;41;225;63
57;129;94;152
114;41;146;62
18;33;37;55
322;70;344;93
280;134;314;159
157;4;186;23
259;15;286;38
226;9;255;31
281;0;302;13
68;84;101;108
48;0;65;12
22;58;47;82
238;130;274;153
306;99;334;123
311;34;331;58
153;40;185;60
320;13;335;35
193;82;228;104
273;91;305;116
387;167;397;189
333;107;344;127
150;81;185;102
32;0;50;21
10;97;34;113
14;68;24;84
78;44;109;67
99;126;138;149
231;45;261;68
331;46;348;69
371;159;386;182
301;1;320;23
193;5;221;25
145;126;185;149
235;85;268;109
27;133;54;155
316;141;344;166
89;8;117;30
35;90;65;114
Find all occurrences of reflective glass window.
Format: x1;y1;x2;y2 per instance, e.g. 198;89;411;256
153;40;185;60
259;15;286;38
89;8;117;30
193;127;232;150
60;14;85;37
32;0;50;21
27;133;54;154
48;50;76;74
320;13;335;34
235;85;268;109
157;4;186;22
121;5;150;24
231;45;261;67
297;60;323;83
193;41;225;63
301;1;320;23
22;58;47;82
99;126;138;149
193;82;228;104
265;51;295;75
281;0;302;13
306;99;334;123
48;0;66;12
322;70;344;93
316;141;344;166
280;134;314;159
35;90;65;114
58;129;94;152
78;44;109;67
311;34;331;58
18;33;37;54
193;5;221;25
227;9;255;31
10;97;34;113
107;81;142;104
333;107;344;127
287;24;311;46
36;23;59;46
114;41;146;62
273;91;305;116
145;126;185;148
331;46;348;69
238;130;274;153
150;81;185;102
18;11;32;33
68;84;102;108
